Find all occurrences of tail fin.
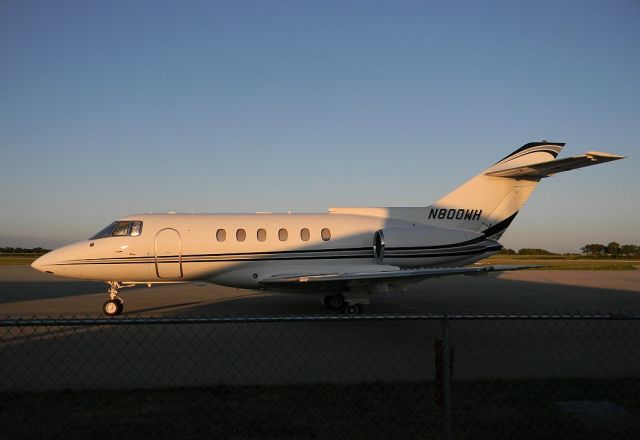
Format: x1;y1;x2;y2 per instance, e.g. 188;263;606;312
426;142;563;239
425;141;624;239
330;141;624;240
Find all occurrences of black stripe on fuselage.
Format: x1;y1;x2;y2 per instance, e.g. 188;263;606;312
55;246;500;266
374;246;502;259
56;255;371;265
68;237;495;264
387;236;487;251
66;246;374;263
482;212;519;237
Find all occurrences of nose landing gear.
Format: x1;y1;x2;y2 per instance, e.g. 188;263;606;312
102;281;132;316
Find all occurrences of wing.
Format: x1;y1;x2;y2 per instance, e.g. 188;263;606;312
485;151;625;178
259;264;538;290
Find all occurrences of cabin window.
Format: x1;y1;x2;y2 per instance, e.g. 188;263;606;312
300;228;310;241
278;228;288;241
236;229;246;242
321;228;331;241
216;229;226;242
113;222;131;236
257;228;267;242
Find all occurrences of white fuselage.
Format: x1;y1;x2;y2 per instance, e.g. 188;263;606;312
28;142;624;316
32;212;500;291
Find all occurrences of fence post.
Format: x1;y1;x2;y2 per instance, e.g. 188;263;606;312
435;338;443;407
442;315;453;440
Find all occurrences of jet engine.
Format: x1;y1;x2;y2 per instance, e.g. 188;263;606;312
373;225;485;265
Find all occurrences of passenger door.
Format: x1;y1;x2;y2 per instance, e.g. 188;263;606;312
154;228;183;279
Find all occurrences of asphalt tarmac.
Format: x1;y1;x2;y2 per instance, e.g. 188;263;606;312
1;267;639;390
1;266;640;316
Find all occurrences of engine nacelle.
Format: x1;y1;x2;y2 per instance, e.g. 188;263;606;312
373;225;485;264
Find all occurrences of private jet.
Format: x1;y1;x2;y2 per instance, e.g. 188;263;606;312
32;142;625;315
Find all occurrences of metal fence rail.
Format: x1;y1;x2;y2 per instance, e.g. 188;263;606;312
2;312;640;326
1;313;639;440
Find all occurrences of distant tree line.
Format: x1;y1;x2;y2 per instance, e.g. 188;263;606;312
497;248;555;255
580;242;640;256
498;242;640;257
0;247;50;253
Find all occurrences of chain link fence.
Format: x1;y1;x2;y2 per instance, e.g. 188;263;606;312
1;314;639;439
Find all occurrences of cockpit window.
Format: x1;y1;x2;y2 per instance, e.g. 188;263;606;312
89;222;118;239
89;221;143;239
113;222;131;236
130;221;143;236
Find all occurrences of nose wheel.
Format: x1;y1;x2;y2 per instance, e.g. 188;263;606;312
103;299;124;316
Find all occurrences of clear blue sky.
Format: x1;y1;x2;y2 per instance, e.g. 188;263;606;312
1;0;638;251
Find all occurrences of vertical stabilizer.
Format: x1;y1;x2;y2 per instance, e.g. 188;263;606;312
330;141;623;241
424;142;565;238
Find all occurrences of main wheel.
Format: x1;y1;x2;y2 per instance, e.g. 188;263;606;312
326;294;345;310
343;303;362;315
103;299;123;316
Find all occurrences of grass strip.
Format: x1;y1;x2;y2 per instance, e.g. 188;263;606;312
481;257;637;270
0;253;45;266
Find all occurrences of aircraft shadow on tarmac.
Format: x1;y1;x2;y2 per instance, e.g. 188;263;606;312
132;276;640;317
1;274;639;316
129;277;640;316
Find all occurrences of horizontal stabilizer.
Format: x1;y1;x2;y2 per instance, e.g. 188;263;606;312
485;151;625;178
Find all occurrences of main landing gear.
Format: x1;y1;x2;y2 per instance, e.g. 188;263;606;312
102;281;132;316
323;294;365;315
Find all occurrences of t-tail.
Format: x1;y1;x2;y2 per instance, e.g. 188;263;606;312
330;141;624;239
424;141;625;239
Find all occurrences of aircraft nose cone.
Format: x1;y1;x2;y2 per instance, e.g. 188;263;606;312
31;254;46;272
31;252;55;274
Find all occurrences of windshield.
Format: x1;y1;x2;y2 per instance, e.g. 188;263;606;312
89;222;118;240
89;221;143;239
